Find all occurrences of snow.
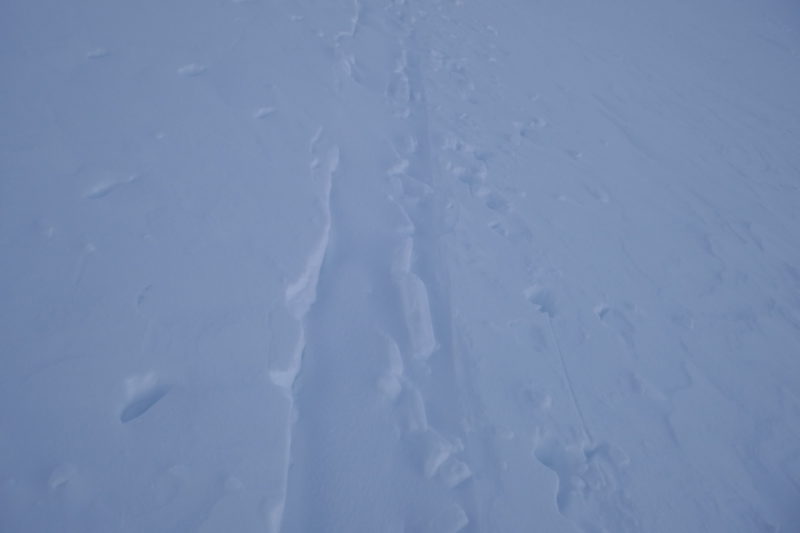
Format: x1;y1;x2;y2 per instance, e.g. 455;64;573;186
2;0;800;531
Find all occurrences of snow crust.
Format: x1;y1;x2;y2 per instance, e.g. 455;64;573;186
2;0;800;531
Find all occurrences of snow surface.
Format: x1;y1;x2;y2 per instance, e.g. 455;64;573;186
2;0;800;531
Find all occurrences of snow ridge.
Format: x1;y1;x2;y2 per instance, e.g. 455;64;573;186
270;128;338;389
268;127;338;532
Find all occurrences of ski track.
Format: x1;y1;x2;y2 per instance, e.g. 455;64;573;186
277;1;484;531
380;2;493;529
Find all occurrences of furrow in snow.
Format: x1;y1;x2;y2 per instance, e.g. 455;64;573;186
268;127;338;533
380;7;487;526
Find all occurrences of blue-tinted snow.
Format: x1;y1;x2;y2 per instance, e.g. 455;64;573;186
1;0;799;531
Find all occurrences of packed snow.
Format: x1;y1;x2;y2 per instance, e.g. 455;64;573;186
2;0;800;531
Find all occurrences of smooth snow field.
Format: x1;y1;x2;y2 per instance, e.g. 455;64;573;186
2;0;800;531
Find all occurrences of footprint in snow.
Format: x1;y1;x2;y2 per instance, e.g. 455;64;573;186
120;373;171;423
480;190;511;213
525;286;558;319
533;435;636;531
488;216;532;244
